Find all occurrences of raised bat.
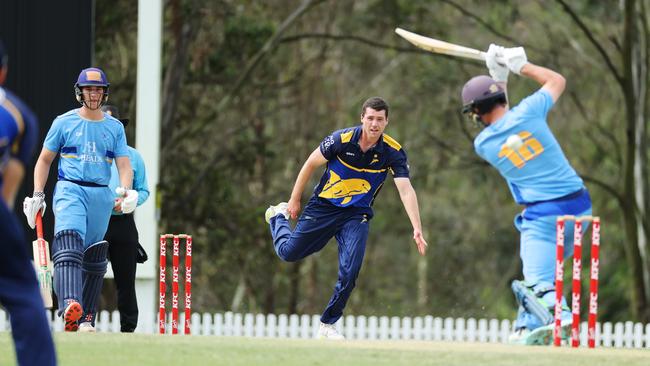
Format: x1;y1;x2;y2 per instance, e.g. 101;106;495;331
395;27;485;61
33;212;53;308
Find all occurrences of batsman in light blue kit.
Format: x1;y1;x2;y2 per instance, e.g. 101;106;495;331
461;45;591;345
23;67;139;333
265;97;428;340
0;39;57;365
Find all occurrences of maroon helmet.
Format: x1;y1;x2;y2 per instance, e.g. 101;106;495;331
461;75;506;116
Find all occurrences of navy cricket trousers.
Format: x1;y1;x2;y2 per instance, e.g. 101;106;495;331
0;202;56;365
269;197;370;324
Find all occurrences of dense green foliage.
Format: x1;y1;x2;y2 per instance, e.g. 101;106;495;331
95;1;650;323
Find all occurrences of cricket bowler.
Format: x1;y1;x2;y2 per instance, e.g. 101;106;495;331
265;97;427;340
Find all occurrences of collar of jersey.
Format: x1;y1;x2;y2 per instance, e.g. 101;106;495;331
76;108;107;122
350;125;385;153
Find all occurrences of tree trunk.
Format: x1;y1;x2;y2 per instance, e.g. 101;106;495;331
161;0;196;139
622;0;650;321
621;205;648;320
632;0;650;319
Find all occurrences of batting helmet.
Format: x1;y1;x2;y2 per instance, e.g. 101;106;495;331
461;75;506;115
74;67;110;108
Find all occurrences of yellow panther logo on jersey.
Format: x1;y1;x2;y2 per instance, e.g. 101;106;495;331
318;170;371;205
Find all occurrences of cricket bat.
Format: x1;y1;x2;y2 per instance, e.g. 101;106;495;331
33;212;53;308
395;27;486;61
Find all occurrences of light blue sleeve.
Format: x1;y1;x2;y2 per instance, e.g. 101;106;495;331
130;148;150;206
516;89;554;120
43;118;63;152
473;131;488;160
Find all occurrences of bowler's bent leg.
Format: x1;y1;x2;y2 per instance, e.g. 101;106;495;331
269;201;340;262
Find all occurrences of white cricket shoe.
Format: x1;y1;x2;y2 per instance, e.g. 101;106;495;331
78;322;96;333
317;322;345;340
265;202;289;224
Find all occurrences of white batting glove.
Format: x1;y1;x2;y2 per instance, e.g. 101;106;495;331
485;44;508;82
23;192;46;229
502;46;528;75
115;186;127;197
116;187;138;214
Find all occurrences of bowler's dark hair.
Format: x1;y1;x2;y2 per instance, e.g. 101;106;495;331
361;97;389;118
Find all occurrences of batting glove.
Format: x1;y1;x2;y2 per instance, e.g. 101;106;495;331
502;46;528;75
23;192;46;229
116;187;139;214
485;44;508;82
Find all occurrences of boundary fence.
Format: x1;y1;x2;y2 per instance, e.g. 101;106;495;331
1;310;649;348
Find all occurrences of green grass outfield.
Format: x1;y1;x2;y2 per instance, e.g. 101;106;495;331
1;333;648;365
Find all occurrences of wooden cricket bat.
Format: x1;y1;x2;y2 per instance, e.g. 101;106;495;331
395;27;486;61
33;212;53;308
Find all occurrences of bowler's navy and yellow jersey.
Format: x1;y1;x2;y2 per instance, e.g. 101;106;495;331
0;87;38;186
315;125;409;208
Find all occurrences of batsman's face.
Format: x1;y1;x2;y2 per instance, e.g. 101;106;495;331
81;86;104;109
360;108;388;140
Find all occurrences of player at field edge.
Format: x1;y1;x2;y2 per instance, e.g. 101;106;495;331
461;44;592;345
101;105;150;333
23;67;138;332
265;97;428;340
0;39;57;365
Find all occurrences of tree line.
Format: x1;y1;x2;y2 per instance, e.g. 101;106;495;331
96;0;650;323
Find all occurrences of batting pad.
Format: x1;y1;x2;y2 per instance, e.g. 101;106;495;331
52;230;84;314
81;240;109;317
511;280;555;326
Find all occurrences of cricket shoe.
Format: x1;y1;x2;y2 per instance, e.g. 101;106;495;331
78;322;96;333
524;324;554;345
317;322;345;340
63;301;83;332
508;328;532;345
265;202;289;224
523;317;572;346
78;313;96;333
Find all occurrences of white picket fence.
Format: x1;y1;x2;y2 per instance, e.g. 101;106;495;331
1;309;650;348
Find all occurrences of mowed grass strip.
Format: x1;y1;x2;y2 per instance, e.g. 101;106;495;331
1;333;648;366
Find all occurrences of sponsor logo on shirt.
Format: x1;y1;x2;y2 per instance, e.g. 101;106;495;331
322;135;335;152
79;141;104;163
